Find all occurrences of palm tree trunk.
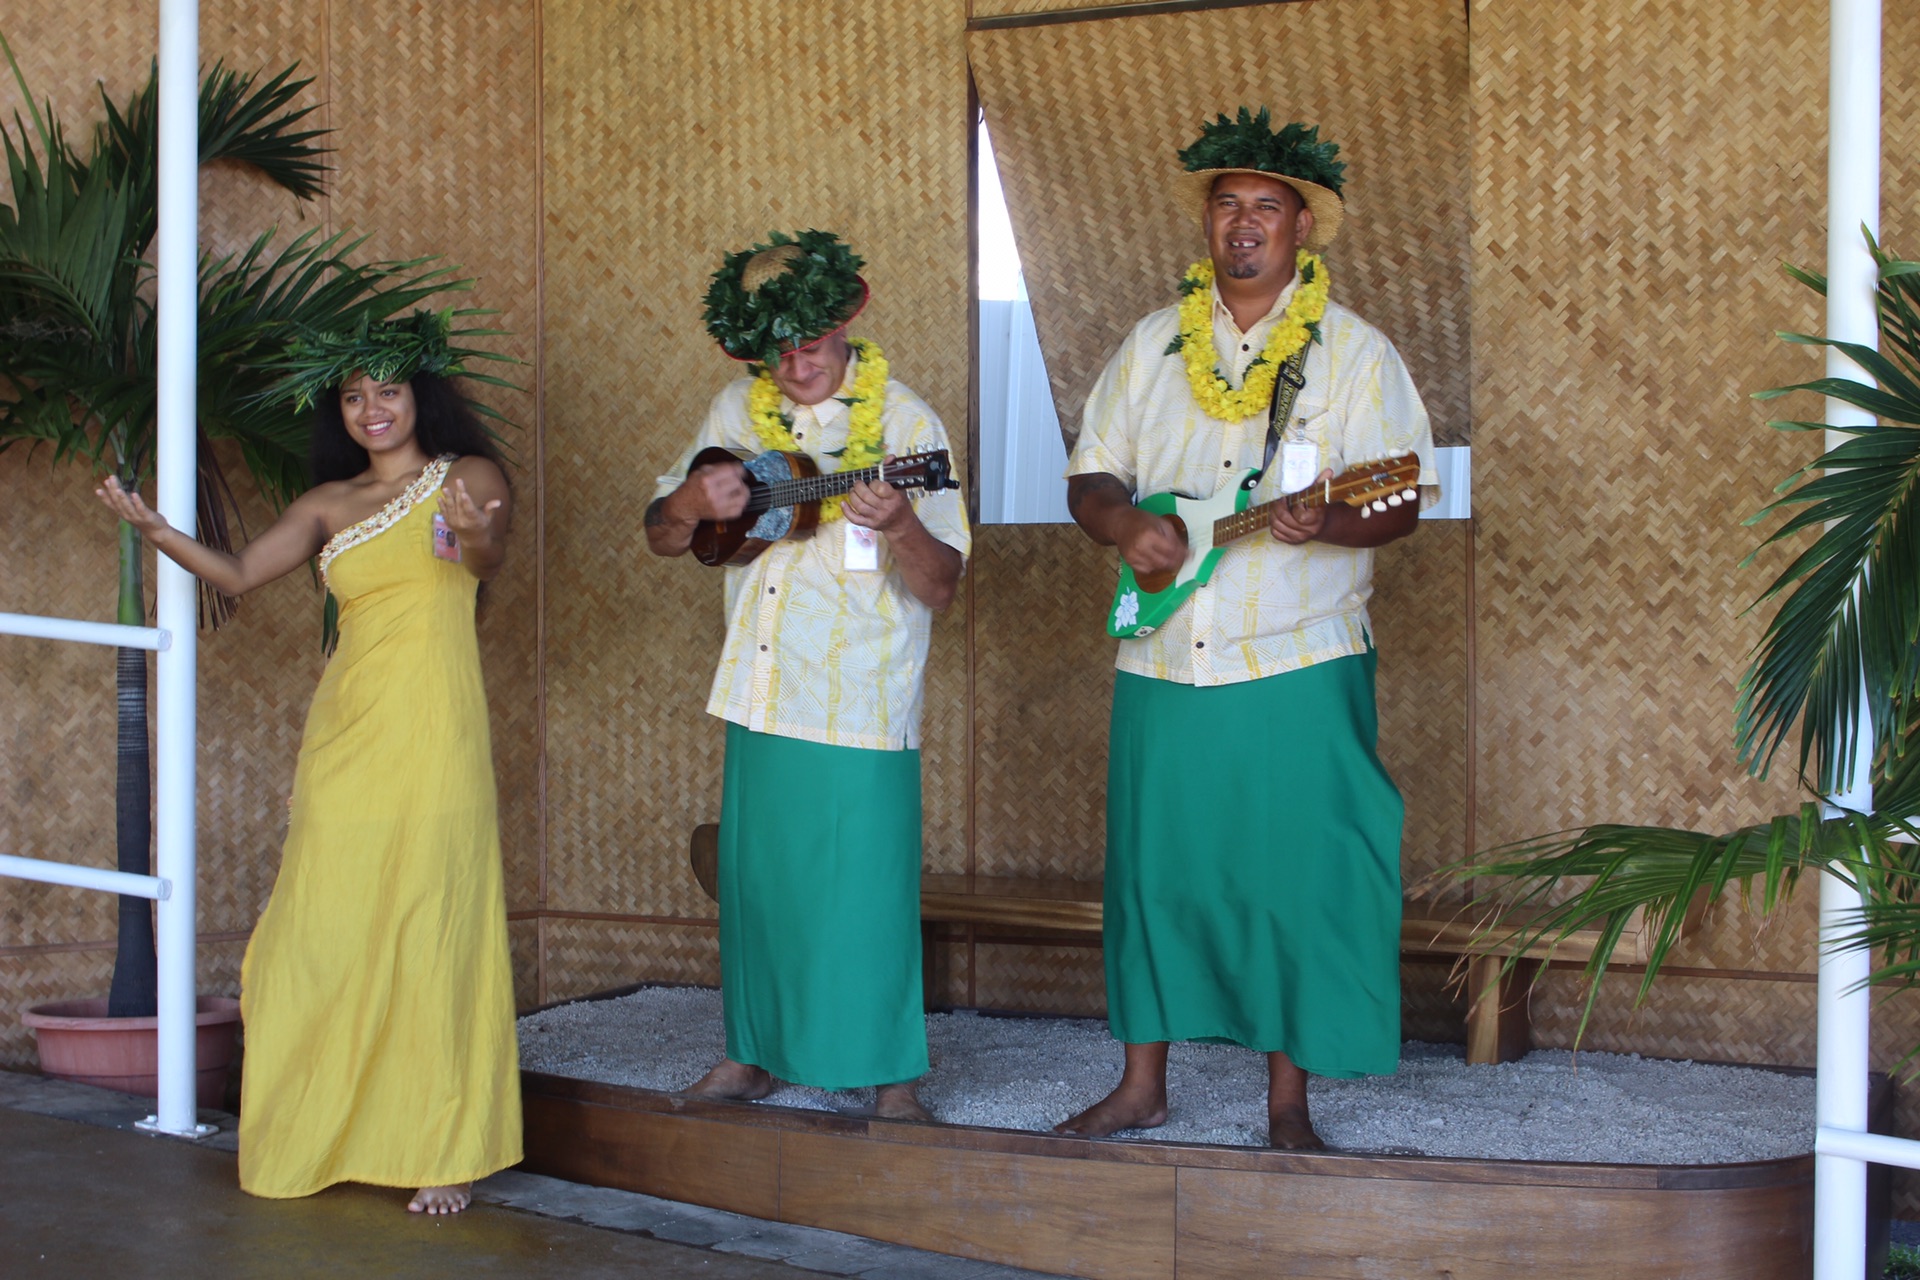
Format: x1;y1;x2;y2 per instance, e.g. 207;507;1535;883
106;519;156;1018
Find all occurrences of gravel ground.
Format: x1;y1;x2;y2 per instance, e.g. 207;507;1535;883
519;985;1814;1165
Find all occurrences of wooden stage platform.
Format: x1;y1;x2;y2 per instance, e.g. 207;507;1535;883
521;1068;1833;1280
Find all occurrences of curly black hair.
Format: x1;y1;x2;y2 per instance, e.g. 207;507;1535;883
309;371;507;487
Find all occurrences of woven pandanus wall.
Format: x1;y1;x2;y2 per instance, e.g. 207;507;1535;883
535;0;973;1002
1470;0;1920;1212
968;0;1471;450
0;0;543;1068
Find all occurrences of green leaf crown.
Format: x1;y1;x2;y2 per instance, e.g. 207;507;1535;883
276;307;490;411
1177;107;1346;196
703;229;866;364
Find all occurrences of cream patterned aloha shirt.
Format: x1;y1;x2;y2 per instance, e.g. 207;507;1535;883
654;354;972;751
1068;277;1439;687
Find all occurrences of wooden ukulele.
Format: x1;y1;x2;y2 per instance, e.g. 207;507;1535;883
689;445;959;567
1106;453;1422;638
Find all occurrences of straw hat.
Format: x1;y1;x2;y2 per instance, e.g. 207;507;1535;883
1172;108;1347;251
703;230;869;364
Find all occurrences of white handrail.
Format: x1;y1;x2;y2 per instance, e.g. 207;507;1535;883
1818;1126;1920;1173
0;855;169;901
0;613;170;651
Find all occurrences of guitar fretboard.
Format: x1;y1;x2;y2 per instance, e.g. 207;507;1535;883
762;462;895;510
1209;461;1418;545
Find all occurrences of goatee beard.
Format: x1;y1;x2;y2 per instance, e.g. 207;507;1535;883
1224;261;1261;280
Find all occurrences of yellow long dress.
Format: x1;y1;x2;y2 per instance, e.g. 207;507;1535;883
238;456;522;1198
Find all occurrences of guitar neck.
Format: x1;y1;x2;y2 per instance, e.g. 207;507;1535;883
764;461;900;509
1210;483;1341;546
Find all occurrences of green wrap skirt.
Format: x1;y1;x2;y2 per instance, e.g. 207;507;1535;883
717;723;929;1089
1104;653;1403;1078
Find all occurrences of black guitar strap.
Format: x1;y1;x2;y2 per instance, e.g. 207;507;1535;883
1256;342;1313;480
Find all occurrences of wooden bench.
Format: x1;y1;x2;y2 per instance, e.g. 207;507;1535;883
691;826;1648;1065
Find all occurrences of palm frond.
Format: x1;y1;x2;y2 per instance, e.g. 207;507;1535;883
194;61;329;200
1451;807;1915;1042
1737;243;1920;794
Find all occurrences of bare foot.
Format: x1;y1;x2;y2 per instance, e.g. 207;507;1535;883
1267;1104;1326;1151
874;1082;934;1123
1054;1081;1169;1137
407;1183;471;1215
684;1057;775;1101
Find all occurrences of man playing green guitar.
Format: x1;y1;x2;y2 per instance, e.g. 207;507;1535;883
646;232;970;1121
1059;110;1438;1149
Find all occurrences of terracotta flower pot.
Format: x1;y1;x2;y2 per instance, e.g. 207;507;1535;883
22;996;242;1109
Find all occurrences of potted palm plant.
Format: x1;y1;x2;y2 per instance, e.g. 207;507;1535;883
1448;234;1920;1048
0;34;509;1104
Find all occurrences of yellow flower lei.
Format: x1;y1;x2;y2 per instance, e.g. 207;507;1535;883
747;337;889;524
1174;249;1329;421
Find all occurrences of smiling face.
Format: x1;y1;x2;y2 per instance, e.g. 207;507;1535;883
1204;172;1315;286
337;374;420;455
769;333;853;407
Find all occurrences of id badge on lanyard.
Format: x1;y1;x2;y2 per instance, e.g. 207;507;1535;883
843;521;881;572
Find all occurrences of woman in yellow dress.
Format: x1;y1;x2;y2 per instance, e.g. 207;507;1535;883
95;319;521;1214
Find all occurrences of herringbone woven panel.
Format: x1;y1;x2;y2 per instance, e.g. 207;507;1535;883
970;525;1118;881
1;3;544;1013
1402;959;1467;1045
973;938;1107;1016
1468;0;1920;1020
540;918;721;1006
1373;521;1470;884
540;0;972;918
509;919;541;1012
968;0;1470;450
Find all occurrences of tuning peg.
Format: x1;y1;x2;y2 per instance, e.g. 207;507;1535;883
1360;504;1373;519
1386;493;1403;507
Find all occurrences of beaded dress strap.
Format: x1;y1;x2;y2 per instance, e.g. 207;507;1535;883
318;455;454;586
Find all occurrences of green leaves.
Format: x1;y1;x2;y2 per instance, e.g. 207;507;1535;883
1176;107;1346;195
1739;235;1920;795
703;229;865;364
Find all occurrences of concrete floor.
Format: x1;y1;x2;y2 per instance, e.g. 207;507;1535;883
0;1072;1064;1280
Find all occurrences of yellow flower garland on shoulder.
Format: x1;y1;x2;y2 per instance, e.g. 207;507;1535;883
747;337;889;524
1176;249;1329;421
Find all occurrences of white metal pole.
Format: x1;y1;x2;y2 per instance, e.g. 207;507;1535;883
142;0;207;1139
1814;0;1880;1274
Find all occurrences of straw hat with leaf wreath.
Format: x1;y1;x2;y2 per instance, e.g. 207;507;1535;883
1172;107;1346;250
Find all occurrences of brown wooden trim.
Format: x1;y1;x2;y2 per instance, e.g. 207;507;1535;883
532;0;551;1006
0;930;250;959
963;75;981;1016
518;1070;1816;1192
534;910;718;928
967;0;1309;33
1463;516;1477;872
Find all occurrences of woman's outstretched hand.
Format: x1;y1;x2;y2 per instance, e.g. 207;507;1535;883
96;475;174;544
439;477;503;545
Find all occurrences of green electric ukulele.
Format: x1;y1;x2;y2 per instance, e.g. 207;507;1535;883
1105;454;1422;638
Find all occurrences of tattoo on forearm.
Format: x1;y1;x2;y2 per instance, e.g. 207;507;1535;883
644;497;670;528
1067;473;1132;518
